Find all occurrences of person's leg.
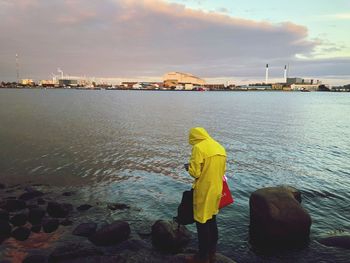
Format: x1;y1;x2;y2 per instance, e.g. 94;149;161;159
208;215;218;262
196;219;210;261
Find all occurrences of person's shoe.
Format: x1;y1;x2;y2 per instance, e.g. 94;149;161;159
185;254;209;263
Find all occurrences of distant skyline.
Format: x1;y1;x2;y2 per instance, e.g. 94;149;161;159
0;0;349;85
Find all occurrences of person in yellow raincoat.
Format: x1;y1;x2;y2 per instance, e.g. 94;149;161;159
186;127;226;263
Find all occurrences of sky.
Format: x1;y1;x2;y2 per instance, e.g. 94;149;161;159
0;0;349;85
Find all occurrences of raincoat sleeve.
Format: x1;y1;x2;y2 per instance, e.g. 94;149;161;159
188;145;203;179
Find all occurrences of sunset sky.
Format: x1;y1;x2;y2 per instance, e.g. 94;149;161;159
0;0;349;85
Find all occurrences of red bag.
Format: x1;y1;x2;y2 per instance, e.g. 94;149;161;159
219;176;234;209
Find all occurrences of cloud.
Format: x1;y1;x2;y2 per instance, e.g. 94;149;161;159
323;13;350;20
0;0;348;85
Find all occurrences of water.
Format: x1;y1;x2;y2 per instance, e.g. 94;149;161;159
0;89;350;262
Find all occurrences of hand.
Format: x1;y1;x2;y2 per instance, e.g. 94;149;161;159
184;163;189;171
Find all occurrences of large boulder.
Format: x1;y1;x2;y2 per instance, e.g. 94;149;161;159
151;220;192;253
47;202;73;218
249;186;311;247
319;235;350;249
88;220;130;246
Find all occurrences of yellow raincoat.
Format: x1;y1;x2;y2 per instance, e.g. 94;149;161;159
188;127;226;223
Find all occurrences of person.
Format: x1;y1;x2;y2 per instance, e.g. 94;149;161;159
186;127;227;263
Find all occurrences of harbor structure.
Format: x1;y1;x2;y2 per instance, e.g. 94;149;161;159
287;77;321;91
163;72;206;90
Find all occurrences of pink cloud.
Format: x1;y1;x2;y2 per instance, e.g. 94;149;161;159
0;0;342;82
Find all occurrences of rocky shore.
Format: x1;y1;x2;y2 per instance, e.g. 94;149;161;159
0;183;236;263
1;182;349;263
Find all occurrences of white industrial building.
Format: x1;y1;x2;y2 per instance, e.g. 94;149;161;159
163;72;206;90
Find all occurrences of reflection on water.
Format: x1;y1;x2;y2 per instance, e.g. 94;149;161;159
0;90;350;262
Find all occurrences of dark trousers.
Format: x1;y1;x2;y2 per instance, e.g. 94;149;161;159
196;215;218;260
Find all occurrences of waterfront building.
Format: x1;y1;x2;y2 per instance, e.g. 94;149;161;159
163;72;206;89
59;79;78;87
20;79;35;86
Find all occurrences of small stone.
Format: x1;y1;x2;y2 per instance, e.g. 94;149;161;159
42;219;59;233
319;235;350;249
12;227;30;241
10;213;27;227
47;202;73;218
31;224;41;233
72;223;97;237
28;208;46;225
107;203;130;210
0;220;12;236
4;199;26;212
62;191;75;196
49;242;103;261
37;198;46;205
19;190;44;201
0;209;9;221
60;218;73;226
76;204;93;211
23;254;48;263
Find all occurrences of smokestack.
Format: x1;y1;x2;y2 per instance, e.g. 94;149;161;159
16;53;19;83
265;64;269;84
284;65;287;83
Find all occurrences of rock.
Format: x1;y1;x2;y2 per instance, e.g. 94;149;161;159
0;209;9;221
77;204;93;211
19;190;44;201
31;224;42;233
3;199;26;212
42;218;59;233
173;253;237;263
249;186;312;247
151;220;192;253
107;203;130;210
0;220;12;236
0;235;10;245
49;242;103;261
47;202;73;218
11;227;30;241
89;220;130;246
60;218;73;226
73;223;97;237
37;198;46;205
9;213;27;226
28;207;46;225
62;191;75;196
319;235;350;249
23;254;48;263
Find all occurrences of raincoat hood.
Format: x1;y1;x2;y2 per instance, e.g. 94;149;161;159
189;127;211;145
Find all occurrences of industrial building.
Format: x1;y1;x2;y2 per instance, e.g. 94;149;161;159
287;77;321;91
163;72;206;90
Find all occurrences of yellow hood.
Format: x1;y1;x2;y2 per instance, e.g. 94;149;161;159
189;127;211;145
